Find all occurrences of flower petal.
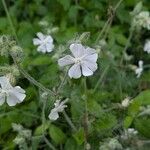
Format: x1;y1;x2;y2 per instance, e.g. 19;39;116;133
83;53;98;63
47;36;53;43
81;63;93;76
14;86;25;94
37;45;47;53
0;76;12;89
46;43;54;52
48;110;59;120
68;64;81;79
70;43;85;57
86;47;97;55
82;60;98;72
33;38;41;45
58;55;74;67
12;86;26;102
37;32;45;40
6;93;20;106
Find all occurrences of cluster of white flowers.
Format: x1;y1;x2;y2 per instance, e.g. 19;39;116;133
121;128;138;140
0;76;26;106
135;60;143;78
144;40;150;54
33;33;98;120
33;33;98;79
33;32;54;53
133;11;150;30
48;99;68;120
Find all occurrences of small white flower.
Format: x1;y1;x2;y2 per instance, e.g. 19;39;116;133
144;40;150;53
58;43;98;79
0;76;26;106
48;99;68;120
121;128;138;140
133;11;150;30
135;60;143;78
33;32;54;53
121;97;131;108
127;128;138;135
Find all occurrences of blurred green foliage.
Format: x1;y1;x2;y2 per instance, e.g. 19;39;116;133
0;0;150;149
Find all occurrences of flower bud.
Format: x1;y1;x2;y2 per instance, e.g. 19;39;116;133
10;45;24;63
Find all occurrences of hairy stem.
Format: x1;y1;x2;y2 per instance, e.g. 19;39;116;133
120;26;134;65
83;78;89;150
2;0;19;43
95;0;124;43
41;96;57;150
63;111;77;132
11;54;56;96
93;65;110;93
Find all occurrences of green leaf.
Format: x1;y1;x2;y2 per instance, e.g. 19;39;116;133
49;125;66;144
87;100;103;118
64;138;83;150
73;128;84;145
94;113;117;135
116;34;128;46
123;116;134;128
128;90;150;117
34;122;50;136
131;1;143;16
134;117;150;138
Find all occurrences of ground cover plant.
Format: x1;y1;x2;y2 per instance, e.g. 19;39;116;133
0;0;150;149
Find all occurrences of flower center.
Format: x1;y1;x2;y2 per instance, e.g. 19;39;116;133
74;58;82;64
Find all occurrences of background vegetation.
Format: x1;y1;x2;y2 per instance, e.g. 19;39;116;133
0;0;150;149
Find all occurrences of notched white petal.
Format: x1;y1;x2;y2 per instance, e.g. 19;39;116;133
83;53;98;62
68;64;81;79
83;60;98;72
33;38;41;45
58;55;74;67
86;47;97;55
7;93;19;106
70;43;85;57
37;32;45;40
48;110;59;120
81;63;93;76
0;76;12;89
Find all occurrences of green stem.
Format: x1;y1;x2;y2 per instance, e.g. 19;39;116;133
41;96;57;150
63;111;77;132
2;0;19;43
95;0;124;43
11;53;56;96
93;65;110;93
120;26;134;65
3;0;55;96
83;78;88;150
57;69;68;94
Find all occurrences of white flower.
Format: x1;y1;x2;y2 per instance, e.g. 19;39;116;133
127;128;138;135
144;40;150;53
133;11;150;30
135;60;143;78
33;32;54;53
58;43;98;79
48;99;68;120
121;97;131;108
0;76;26;106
